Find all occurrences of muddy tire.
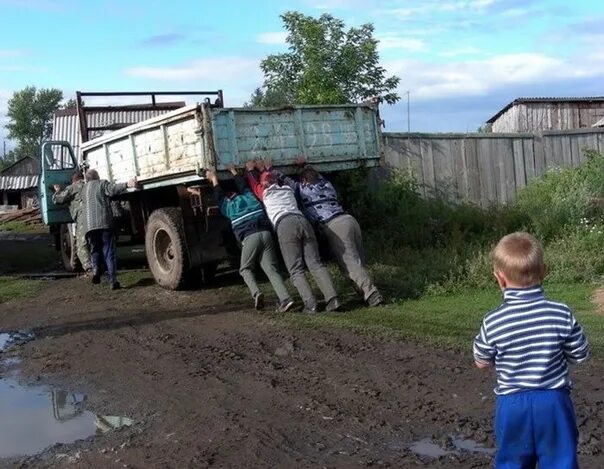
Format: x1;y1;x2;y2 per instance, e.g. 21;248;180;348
60;223;80;272
145;208;189;290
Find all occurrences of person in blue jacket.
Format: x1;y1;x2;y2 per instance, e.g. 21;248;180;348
205;166;294;313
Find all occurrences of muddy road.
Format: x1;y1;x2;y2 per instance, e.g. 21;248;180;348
0;274;602;468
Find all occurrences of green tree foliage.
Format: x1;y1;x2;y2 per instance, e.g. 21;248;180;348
250;12;400;106
5;86;63;158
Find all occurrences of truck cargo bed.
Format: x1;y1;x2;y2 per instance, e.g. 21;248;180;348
81;103;381;188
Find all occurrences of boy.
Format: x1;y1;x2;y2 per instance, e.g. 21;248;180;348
473;232;590;468
199;167;294;313
245;160;341;313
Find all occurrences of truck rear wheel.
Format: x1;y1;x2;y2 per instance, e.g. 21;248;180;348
60;224;80;272
145;208;190;290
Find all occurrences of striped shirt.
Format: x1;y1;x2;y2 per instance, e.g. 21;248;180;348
473;286;590;395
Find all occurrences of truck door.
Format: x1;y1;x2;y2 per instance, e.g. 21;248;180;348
39;141;78;225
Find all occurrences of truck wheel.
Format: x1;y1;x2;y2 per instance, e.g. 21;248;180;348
60;224;80;272
145;208;189;290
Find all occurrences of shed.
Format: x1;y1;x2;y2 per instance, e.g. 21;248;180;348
486;97;604;133
0;156;40;211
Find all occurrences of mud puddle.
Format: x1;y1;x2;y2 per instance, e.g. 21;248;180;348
0;332;134;460
410;436;495;459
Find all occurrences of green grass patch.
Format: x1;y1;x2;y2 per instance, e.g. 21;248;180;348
0;220;47;234
0;276;42;303
282;282;604;356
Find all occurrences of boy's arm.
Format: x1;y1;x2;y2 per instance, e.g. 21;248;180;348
563;314;590;364
473;323;496;368
244;161;264;200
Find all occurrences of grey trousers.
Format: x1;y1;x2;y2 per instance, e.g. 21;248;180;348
277;214;337;308
323;214;378;301
240;230;291;303
74;218;91;271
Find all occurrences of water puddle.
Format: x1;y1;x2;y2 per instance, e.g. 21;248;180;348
0;331;35;352
0;331;134;460
409;436;495;458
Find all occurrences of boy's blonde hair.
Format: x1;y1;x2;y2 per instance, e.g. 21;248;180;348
492;232;545;287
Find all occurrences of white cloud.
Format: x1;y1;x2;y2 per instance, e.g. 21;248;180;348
126;57;260;82
385;52;604;101
125;57;263;106
257;32;287;45
377;35;427;52
439;46;482;57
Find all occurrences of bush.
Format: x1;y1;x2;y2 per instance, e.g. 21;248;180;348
514;149;604;240
330;151;604;298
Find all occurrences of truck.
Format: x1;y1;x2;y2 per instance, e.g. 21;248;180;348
40;91;382;290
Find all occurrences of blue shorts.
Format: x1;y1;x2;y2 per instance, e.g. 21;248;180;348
495;389;578;469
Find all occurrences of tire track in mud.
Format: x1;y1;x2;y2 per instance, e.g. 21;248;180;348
1;279;602;468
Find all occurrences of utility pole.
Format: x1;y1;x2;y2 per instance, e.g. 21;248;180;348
406;91;411;133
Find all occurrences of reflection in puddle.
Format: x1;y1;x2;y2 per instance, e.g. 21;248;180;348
0;331;35;352
0;381;134;459
409;436;495;458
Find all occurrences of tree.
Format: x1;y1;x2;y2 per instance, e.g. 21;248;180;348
249;12;400;107
5;86;63;158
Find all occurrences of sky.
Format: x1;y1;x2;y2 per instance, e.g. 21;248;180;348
1;0;604;152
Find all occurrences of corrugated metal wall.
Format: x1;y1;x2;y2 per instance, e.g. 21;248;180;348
52;108;185;162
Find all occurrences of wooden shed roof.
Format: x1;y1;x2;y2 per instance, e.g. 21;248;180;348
487;97;604;124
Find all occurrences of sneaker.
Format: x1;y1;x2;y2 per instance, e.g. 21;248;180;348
301;305;318;314
91;272;101;285
325;297;342;312
254;292;265;310
110;282;121;290
367;291;384;307
276;298;295;313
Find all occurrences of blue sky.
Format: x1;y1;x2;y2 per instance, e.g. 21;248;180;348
1;0;604;150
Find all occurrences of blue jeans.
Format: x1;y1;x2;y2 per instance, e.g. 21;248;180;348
495;389;578;469
86;229;117;284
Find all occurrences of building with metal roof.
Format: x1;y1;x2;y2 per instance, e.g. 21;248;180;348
0;157;40;211
486;97;604;133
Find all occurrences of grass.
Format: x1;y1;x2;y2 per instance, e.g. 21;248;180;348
0;276;42;303
282;282;604;356
0;220;48;234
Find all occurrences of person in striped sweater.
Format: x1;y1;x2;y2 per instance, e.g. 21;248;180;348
473;232;590;469
200;167;294;313
245;160;341;314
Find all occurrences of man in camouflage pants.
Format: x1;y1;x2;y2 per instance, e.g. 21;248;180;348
53;170;92;272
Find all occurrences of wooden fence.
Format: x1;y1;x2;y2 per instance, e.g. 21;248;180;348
382;129;604;206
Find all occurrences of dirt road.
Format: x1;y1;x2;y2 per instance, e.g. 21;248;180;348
0;274;602;468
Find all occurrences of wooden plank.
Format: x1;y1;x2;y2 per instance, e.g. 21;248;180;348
502;139;516;203
523;139;536;182
477;138;496;206
405;138;424;185
513;139;526;190
450;139;464;201
420;138;436;197
560;135;572;167
463;138;481;205
533;133;546;177
432;138;454;198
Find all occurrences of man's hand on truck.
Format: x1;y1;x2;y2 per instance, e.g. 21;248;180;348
227;164;238;176
127;178;138;189
205;170;219;187
245;160;256;172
